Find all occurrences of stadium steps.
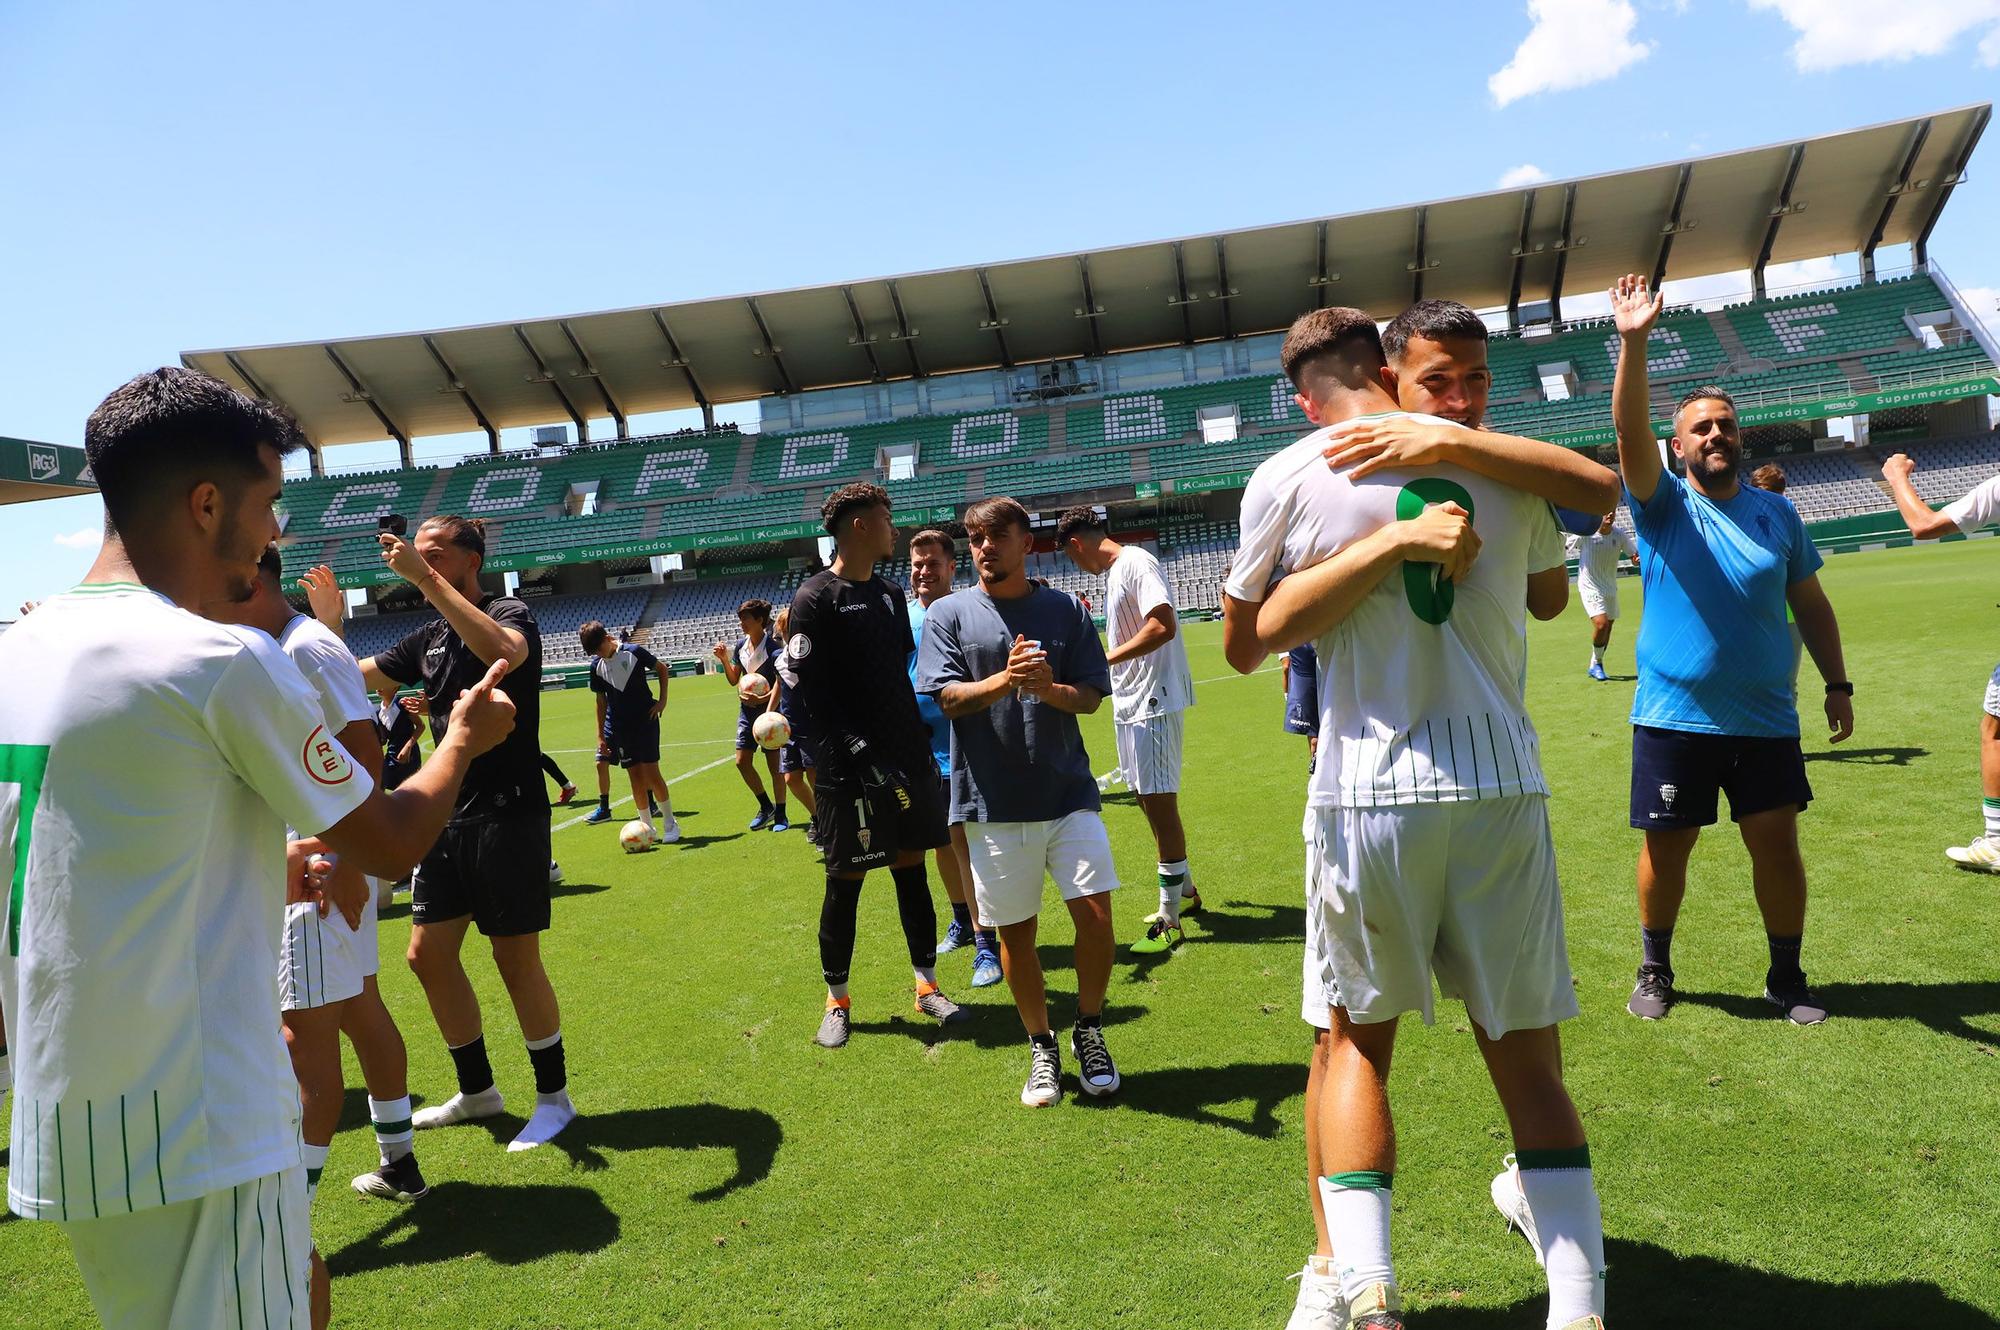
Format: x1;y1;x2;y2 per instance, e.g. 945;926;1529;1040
1707;309;1751;368
726;432;758;490
1046;409;1068;451
633;582;679;635
418;465;452;519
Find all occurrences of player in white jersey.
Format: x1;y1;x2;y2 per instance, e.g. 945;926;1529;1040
1056;506;1202;953
1222;310;1619;1330
1566;512;1638;681
1882;451;2000;869
0;368;513;1330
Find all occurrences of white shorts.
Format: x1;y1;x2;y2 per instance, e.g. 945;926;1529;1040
1114;712;1185;796
964;811;1120;929
1302;870;1333;1030
1306;794;1577;1040
278;890;377;1012
1580;580;1617;620
61;1168;310;1330
1984;660;2000;719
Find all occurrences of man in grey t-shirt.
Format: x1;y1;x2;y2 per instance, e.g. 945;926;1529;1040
916;497;1122;1109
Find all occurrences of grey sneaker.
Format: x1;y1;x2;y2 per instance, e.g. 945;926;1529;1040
814;1000;851;1048
913;984;967;1024
1764;975;1828;1025
1627;963;1675;1020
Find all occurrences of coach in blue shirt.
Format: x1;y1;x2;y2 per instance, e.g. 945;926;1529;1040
1608;274;1853;1028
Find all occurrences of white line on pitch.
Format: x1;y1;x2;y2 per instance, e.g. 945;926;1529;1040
551;753;738;833
542;738;733;755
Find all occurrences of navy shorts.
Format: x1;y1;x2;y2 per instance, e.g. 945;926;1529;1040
604;718;660;767
779;732;814;773
1629;725;1812;830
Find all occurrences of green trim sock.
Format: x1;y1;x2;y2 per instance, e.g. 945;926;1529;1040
1516;1152;1606;1327
1157;860;1189;924
1983;796;2000;838
369;1095;414;1165
303;1142;329;1209
1318;1171;1394;1306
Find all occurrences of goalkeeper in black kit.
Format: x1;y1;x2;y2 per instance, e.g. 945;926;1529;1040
782;482;969;1047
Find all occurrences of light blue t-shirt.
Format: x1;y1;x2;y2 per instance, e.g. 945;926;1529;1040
908;599;951;777
1629;473;1822;738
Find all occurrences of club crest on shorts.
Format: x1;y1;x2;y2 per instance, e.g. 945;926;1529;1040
302;725;354;786
1659;783;1677;810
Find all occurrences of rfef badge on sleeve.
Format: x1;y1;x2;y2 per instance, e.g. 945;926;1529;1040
302;725;355;786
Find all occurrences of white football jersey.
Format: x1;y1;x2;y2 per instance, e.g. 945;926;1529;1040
1225;413;1567;809
1944;473;2000;532
1567;529;1636;603
1104;544;1194;724
0;584;371;1220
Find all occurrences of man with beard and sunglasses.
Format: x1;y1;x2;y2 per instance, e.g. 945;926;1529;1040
1609;274;1854;1027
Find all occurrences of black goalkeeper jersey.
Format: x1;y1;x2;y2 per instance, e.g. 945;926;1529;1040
782;569;932;777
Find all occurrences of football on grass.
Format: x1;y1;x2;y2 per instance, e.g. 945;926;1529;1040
752;712;791;750
619;820;654;853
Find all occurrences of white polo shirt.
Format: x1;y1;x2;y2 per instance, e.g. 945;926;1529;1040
0;584;370;1220
1225;413;1567;809
1104;544;1194;725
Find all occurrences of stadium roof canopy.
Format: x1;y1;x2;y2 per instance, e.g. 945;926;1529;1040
185;104;1989;455
1;437;94;505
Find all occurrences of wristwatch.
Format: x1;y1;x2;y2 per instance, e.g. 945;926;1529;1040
1825;681;1855;696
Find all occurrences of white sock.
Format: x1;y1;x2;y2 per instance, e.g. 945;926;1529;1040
507;1090;577;1152
1157;860;1190;923
303;1141;329;1209
369;1095;414;1165
914;966;937;987
1590;644;1604;666
638;805;655;833
827;981;849;1001
1519;1162;1607;1326
1318;1173;1395;1306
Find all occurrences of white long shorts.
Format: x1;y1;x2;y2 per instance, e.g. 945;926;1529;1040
1114;711;1185;796
278;890;377;1012
1302;870;1333;1030
964;811;1120;929
1306;794;1578;1040
61;1168;310;1330
1579;578;1618;620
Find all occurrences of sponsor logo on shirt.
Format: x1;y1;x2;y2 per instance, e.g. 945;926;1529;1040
303;725;355;786
838;603;868;614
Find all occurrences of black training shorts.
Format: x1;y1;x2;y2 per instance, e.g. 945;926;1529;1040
1629;724;1812;830
605;718;661;768
411;814;554;936
817;747;948;875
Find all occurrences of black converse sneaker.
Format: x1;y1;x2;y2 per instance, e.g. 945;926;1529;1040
1070;1021;1121;1097
1021;1039;1062;1107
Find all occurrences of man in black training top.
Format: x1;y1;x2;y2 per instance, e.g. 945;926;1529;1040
581;620;679;845
781;483;967;1047
361;514;577;1152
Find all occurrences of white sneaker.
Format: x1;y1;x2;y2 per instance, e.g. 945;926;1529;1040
1284;1261;1348;1330
412;1086;504;1130
1490;1154;1543;1265
507;1092;577;1152
547;860;563;885
1946;832;2000;872
657;818;683;845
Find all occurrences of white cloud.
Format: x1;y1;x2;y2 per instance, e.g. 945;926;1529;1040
1745;0;2000;71
52;527;99;549
1489;0;1653;106
1498;163;1553;188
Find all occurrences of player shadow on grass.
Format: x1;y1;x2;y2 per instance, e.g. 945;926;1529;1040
1071;1059;1306;1139
1414;1236;1998;1328
377;875;611;922
1800;744;1928;765
848;1001;1149;1052
329;1181;618;1275
1675;980;2000;1045
469;1104;781;1200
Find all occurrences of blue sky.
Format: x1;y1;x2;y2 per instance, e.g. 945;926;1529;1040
5;0;1998;610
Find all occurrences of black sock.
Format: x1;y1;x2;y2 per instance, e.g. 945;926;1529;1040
1029;1031;1058;1050
448;1036;495;1097
1075;1012;1103;1030
649;797;660;817
974;928;998;952
890;864;939;971
773;801;787;821
1641;926;1674;974
757;792;773;812
818;874;864;988
597;795;610;813
951;901;973;931
526;1035;566;1096
1767;933;1805;986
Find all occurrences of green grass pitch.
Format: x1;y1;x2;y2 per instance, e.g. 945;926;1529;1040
7;540;2000;1327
